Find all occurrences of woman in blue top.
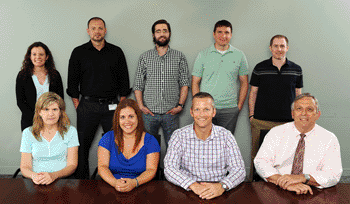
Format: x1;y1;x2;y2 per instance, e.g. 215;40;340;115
98;99;160;192
20;92;79;185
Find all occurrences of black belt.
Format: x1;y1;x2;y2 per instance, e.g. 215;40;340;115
83;96;117;104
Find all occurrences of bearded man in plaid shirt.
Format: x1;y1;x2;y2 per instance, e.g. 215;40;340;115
134;19;190;147
164;92;245;200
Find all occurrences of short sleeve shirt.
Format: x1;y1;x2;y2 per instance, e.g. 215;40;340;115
192;44;249;109
250;58;303;121
98;131;160;179
20;126;79;173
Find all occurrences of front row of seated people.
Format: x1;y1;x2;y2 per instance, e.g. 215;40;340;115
20;92;342;199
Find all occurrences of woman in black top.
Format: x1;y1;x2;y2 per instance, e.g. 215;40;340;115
16;42;64;131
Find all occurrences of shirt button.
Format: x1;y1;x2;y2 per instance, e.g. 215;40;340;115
221;60;223;62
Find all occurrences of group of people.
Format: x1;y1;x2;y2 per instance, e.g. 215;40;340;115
15;16;342;200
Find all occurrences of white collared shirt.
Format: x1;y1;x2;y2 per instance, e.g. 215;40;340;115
254;122;342;188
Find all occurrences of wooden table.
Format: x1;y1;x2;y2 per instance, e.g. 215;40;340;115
1;179;350;204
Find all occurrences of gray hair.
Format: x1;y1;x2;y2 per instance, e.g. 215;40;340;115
291;93;320;112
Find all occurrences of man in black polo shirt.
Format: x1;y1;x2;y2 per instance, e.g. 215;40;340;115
67;17;130;179
248;35;303;181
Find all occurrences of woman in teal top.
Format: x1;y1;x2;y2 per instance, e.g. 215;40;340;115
20;92;79;185
98;99;160;192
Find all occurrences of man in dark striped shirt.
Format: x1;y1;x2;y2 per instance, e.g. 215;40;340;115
248;35;303;181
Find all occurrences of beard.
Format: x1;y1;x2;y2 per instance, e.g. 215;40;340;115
153;36;170;47
91;35;105;43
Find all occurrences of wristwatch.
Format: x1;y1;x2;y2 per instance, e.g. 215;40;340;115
220;182;229;191
304;174;310;184
177;103;185;108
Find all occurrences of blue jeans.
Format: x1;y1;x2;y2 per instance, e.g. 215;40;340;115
212;107;240;135
143;113;179;148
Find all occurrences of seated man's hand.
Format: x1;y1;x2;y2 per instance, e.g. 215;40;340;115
286;183;313;195
189;182;210;196
277;174;306;189
267;174;282;185
198;182;225;200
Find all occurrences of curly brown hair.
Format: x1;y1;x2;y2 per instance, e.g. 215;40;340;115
32;92;70;141
112;99;145;153
20;42;58;81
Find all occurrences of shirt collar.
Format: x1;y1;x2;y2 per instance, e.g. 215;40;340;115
86;40;110;51
292;122;316;138
268;57;291;67
152;46;171;56
209;44;234;54
190;123;216;141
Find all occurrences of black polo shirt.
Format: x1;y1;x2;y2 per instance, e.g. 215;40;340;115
250;57;303;122
67;40;130;99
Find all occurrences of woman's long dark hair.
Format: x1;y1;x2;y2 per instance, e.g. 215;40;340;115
112;99;145;153
20;42;58;81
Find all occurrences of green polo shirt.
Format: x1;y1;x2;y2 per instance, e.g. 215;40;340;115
192;44;249;109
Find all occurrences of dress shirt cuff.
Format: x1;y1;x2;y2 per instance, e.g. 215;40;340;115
179;84;190;88
310;172;342;189
221;171;245;190
220;178;234;190
132;86;144;92
258;169;280;182
182;179;197;191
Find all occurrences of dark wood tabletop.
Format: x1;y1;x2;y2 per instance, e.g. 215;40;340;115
1;179;350;204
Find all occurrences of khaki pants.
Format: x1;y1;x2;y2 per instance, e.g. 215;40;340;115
249;118;286;181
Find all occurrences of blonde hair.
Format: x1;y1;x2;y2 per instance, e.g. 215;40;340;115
32;92;70;141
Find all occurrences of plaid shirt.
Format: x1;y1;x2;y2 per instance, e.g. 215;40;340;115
133;47;190;114
164;124;246;190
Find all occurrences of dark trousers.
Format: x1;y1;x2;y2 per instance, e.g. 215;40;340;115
74;97;115;179
21;117;32;131
212;107;240;135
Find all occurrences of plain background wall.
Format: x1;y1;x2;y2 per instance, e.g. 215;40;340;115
1;0;349;176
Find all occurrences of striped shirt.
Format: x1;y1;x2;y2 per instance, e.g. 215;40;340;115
164;124;246;190
250;57;303;121
133;47;190;114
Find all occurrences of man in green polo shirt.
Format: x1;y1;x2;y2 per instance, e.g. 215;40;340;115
192;20;249;135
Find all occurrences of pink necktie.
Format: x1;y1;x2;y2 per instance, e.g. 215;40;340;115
291;134;306;175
